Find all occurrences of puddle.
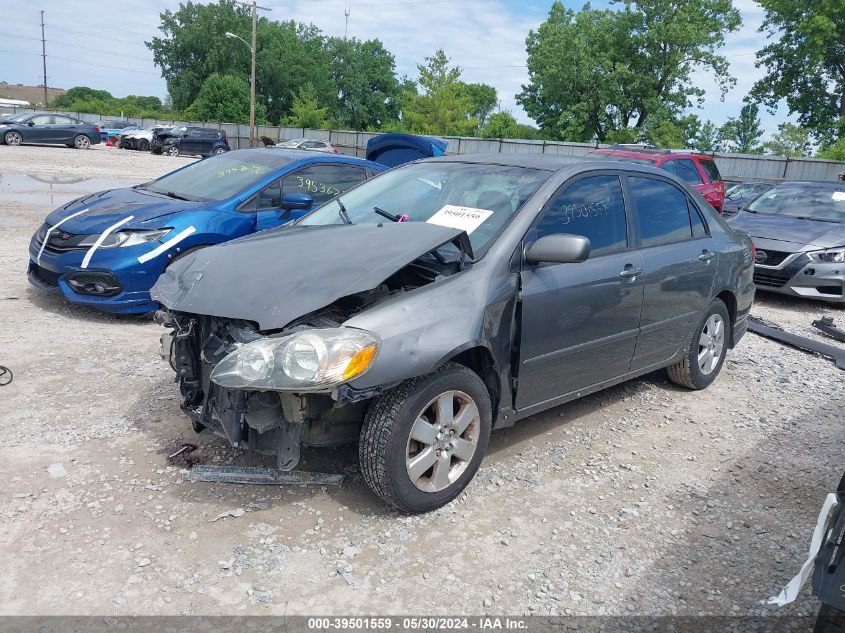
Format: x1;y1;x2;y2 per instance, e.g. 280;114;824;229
0;173;144;208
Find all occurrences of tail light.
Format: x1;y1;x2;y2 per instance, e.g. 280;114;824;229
332;147;338;154
93;125;100;132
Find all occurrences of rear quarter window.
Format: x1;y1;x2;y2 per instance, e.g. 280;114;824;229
699;159;722;183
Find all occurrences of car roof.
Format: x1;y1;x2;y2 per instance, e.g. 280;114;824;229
777;180;845;188
419;152;680;176
591;147;710;161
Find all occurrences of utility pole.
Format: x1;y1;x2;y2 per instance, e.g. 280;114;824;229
40;10;48;108
344;0;351;40
229;1;269;148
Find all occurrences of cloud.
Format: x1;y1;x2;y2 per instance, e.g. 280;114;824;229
0;0;792;138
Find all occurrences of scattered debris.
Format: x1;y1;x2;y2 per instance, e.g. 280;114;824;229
47;463;67;478
159;443;200;467
748;317;845;370
183;464;344;486
210;508;246;522
812;317;845;344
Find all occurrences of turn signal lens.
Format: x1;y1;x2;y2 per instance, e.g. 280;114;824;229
342;344;378;381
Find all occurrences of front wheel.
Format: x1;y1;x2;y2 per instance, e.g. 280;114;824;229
166;146;180;157
359;362;492;513
4;131;23;146
73;134;91;149
212;147;226;155
136;138;149;151
667;298;730;389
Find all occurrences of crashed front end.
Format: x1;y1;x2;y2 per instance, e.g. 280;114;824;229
158;312;375;470
151;222;472;471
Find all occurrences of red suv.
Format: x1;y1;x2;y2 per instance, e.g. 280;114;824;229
590;145;726;212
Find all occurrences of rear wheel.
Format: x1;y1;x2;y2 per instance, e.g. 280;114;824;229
166;146;180;157
4;131;22;146
212;146;226;155
73;135;91;149
668;298;730;389
359;362;492;513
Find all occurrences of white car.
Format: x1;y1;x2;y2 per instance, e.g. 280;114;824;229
274;138;337;153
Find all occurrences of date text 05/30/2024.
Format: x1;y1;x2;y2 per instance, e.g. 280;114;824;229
306;617;528;630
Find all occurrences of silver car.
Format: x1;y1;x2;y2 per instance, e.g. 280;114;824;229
275;138;336;153
728;181;845;303
154;154;755;512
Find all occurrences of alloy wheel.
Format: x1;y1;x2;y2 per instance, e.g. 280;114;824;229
74;135;90;149
698;314;725;375
5;131;22;146
405;390;480;493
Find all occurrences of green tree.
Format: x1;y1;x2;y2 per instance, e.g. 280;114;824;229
282;84;329;129
185;73;259;123
480;111;521;138
460;83;498;128
690;120;724;153
763;123;812;157
402;50;480;136
750;0;845;144
146;1;332;123
52;86;115;108
720;103;764;153
517;0;741;142
817;138;845;161
326;37;401;130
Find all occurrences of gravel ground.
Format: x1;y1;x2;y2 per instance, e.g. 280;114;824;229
0;144;842;617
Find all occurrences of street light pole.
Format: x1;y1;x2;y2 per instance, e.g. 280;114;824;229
228;0;269;148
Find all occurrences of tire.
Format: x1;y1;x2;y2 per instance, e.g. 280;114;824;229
73;135;91;149
166;146;180;157
4;131;23;146
136;138;149;152
359;362;492;513
814;604;845;633
668;298;730;390
212;147;226;155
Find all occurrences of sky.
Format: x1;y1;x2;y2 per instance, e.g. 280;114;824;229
0;0;792;138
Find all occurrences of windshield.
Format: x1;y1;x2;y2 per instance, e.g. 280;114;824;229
747;184;845;222
299;161;550;257
4;113;31;123
139;154;288;202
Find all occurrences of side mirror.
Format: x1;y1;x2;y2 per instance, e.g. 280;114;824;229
279;192;313;211
27;120;35;127
525;234;590;265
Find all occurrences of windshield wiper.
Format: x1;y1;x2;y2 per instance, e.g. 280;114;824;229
164;191;192;201
374;206;407;222
337;198;352;225
794;215;841;223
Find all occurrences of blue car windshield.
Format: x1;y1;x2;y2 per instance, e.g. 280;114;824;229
298;162;550;257
747;184;845;223
138;154;291;202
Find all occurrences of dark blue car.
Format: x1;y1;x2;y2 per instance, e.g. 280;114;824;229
28;149;386;314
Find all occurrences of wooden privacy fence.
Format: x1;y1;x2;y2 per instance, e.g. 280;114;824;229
3;106;845;183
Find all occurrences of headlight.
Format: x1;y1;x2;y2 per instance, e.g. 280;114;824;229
79;228;171;249
210;328;380;391
808;248;845;263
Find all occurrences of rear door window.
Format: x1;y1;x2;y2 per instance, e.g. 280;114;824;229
281;164;367;205
628;176;694;246
699;159;722;183
666;159;702;185
532;174;628;256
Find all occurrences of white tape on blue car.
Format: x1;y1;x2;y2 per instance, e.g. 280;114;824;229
36;208;90;265
137;226;197;264
80;215;135;269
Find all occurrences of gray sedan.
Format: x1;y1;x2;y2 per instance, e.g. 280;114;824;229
154;155;756;512
0;112;102;149
728;181;845;303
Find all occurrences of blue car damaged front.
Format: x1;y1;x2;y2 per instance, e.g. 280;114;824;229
27;148;386;314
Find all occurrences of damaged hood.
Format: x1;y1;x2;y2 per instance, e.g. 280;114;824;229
45;187;204;234
152;222;466;330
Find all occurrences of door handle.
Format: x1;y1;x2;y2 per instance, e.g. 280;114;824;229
619;266;643;279
699;250;716;263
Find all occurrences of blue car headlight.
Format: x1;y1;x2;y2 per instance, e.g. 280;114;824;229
78;228;172;249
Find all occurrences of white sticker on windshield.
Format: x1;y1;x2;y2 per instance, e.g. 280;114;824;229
427;205;493;235
832;191;845;201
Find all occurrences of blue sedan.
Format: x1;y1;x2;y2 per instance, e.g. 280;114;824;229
28;149;386;314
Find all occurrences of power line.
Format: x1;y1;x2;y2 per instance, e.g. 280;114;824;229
0;48;160;76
